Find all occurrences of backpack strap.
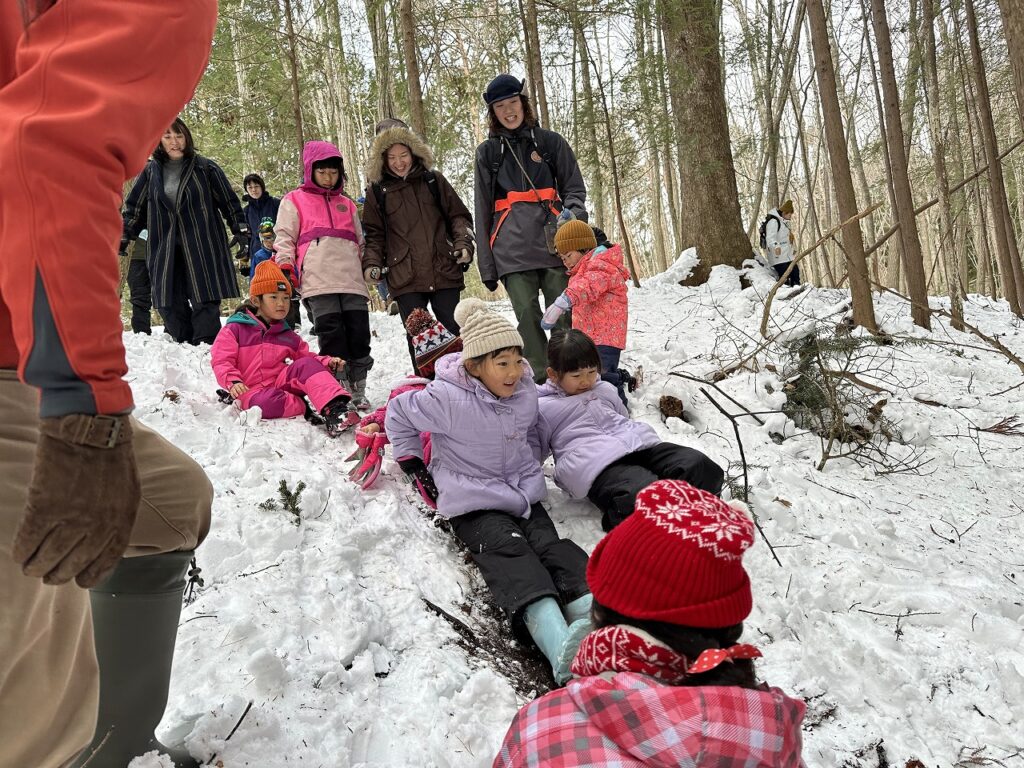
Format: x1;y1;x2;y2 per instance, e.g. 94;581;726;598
423;170;453;241
486;138;506;209
529;128;560;192
371;181;388;254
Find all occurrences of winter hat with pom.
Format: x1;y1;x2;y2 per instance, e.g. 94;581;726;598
453;298;523;361
250;260;292;299
405;308;462;378
587;479;755;628
554;219;598;255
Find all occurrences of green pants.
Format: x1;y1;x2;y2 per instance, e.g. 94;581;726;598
503;268;571;381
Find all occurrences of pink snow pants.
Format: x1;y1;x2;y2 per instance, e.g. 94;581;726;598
239;357;346;418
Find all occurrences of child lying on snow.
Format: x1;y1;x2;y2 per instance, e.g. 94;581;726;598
538;329;724;531
345;308;461;492
494;479;807;767
385;298;592;685
210;261;354;436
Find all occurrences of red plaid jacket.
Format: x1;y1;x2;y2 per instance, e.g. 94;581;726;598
494;672;806;767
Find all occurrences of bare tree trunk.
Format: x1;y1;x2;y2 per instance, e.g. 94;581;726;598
660;0;751;283
996;0;1024;126
325;0;360;176
654;16;683;256
365;0;395;121
964;0;1024;314
520;0;550;127
922;0;963;328
227;14;257;171
279;0;304;153
870;0;931;328
806;0;878;330
573;18;606;227
399;0;426;136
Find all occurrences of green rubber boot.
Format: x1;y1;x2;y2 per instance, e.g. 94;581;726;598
72;551;199;768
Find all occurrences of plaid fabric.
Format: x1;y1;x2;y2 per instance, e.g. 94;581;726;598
493;672;806;768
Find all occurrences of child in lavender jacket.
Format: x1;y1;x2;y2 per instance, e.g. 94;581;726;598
385;298;592;684
538;330;725;531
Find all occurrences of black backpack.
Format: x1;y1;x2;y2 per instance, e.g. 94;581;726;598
371;169;451;244
758;212;781;250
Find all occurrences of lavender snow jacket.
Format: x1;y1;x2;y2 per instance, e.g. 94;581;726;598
385;354;547;519
536;380;660;499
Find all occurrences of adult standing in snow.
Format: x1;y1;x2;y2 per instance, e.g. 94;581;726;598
474;74;588;380
761;199;799;286
0;2;217;767
125;228;153;334
242;173;281;259
494;480;807;767
121;118;250;345
362;120;473;367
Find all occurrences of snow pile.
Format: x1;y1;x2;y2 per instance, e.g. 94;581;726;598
645;246;699;286
125;272;1024;767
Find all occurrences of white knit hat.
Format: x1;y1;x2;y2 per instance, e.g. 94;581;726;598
453;298;524;361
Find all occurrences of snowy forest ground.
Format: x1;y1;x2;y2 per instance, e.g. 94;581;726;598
127;258;1024;768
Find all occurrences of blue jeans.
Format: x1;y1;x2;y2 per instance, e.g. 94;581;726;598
597;345;627;407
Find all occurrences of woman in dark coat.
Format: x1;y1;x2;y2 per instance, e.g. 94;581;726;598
121;118;249;345
361;123;473;359
242;173;281;260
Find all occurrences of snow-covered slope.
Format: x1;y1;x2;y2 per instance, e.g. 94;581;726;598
126;263;1024;767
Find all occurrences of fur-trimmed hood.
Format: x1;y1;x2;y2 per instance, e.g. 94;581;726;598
365;126;435;184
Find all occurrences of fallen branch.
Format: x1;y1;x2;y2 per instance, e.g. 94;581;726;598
978;416;1024;436
208;700;254;765
669;372;766;425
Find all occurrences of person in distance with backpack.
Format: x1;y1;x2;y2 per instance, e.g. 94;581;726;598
474;74;588;382
362;119;473;369
759;198;800;286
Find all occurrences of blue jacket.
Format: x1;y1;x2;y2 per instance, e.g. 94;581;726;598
249;247;274;283
244;193;281;257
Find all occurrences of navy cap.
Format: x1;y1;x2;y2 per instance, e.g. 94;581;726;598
483;74;525;106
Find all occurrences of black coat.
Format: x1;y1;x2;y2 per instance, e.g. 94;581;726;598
244;193;281;257
123;155;246;307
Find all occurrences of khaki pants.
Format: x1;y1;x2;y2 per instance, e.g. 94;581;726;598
0;371;212;768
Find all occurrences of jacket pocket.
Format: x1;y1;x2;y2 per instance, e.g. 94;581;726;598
386;245;414;291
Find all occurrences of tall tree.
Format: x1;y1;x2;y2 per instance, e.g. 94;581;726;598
520;0;550;127
870;0;931;328
660;0;751;283
806;0;878;331
996;0;1024;127
399;0;426;135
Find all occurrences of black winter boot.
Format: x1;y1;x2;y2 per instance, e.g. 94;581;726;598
321;394;356;437
72;551;200;768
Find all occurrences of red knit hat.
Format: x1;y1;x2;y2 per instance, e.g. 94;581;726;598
587;480;754;628
404;308;462;378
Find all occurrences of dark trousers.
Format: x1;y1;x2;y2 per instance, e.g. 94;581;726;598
395;287;462;373
502;268;570;382
450;503;589;627
596;344;627;407
588;443;725;531
126;259;152;334
304;293;373;381
773;262;800;287
156;249;221;345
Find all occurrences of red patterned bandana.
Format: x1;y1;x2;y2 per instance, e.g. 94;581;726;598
571;625;762;683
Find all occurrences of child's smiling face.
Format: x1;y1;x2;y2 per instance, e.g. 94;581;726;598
550;366;600;396
466;349;525;399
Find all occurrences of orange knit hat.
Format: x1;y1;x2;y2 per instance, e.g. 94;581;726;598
250;260;292;299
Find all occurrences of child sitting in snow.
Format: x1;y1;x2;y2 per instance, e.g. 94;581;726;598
346;308;462;490
385;298;592;684
495;479;806;767
538;329;724;531
541;219;632;405
210;261;354;436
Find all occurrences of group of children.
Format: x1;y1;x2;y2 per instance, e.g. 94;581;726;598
206;162;807;761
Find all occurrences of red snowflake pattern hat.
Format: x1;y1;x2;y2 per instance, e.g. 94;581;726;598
587;479;755;628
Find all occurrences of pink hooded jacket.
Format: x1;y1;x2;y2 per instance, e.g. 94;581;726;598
564;244;630;350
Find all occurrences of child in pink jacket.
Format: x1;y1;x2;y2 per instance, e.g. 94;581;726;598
541;220;631;405
210;261;354;436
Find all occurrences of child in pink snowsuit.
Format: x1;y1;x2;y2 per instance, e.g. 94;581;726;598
211;261;353;436
541;220;631;405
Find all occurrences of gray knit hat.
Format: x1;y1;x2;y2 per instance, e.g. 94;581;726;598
453;298;524;361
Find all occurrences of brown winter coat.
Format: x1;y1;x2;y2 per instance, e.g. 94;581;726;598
362;127;473;298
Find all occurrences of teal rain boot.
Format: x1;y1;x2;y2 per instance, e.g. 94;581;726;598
562;593;593;625
524;597;592;685
72;551;199;768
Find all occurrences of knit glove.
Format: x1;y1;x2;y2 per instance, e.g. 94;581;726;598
556;208;576;227
364;266;382;282
396;456;438;509
13;414;140;587
484;280;499;292
455;248;473;271
540;293;572;330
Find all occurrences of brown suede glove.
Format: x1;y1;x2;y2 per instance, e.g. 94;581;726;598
12;414;140;587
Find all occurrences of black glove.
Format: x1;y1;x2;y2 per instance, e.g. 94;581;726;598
236;228;251;255
484;280;499;292
396;456;439;504
118;237;130;258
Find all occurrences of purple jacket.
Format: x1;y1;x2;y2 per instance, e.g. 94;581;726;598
385;354;547;519
536;380;660;499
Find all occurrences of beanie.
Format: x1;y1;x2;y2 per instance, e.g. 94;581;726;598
779;199;794;215
258;217;275;238
484;74;524;105
554;219;598;254
249;260;292;299
588;480;754;628
453;298;523;361
405;308;463;378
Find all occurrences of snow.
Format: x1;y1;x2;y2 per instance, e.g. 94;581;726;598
124;267;1024;767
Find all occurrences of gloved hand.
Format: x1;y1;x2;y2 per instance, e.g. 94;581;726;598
347;430;389;489
118;237;130;259
236;227;251;254
484;280;499;292
541;292;572;330
13;414;140;587
455;248;473;271
556;208;576;226
278;262;298;290
396;455;439;508
364;266;382;282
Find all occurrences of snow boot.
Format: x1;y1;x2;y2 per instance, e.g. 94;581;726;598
349;377;371;412
524;597;593;685
71;551;200;768
562;593;593;625
387;300;400;316
321;395;357;437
